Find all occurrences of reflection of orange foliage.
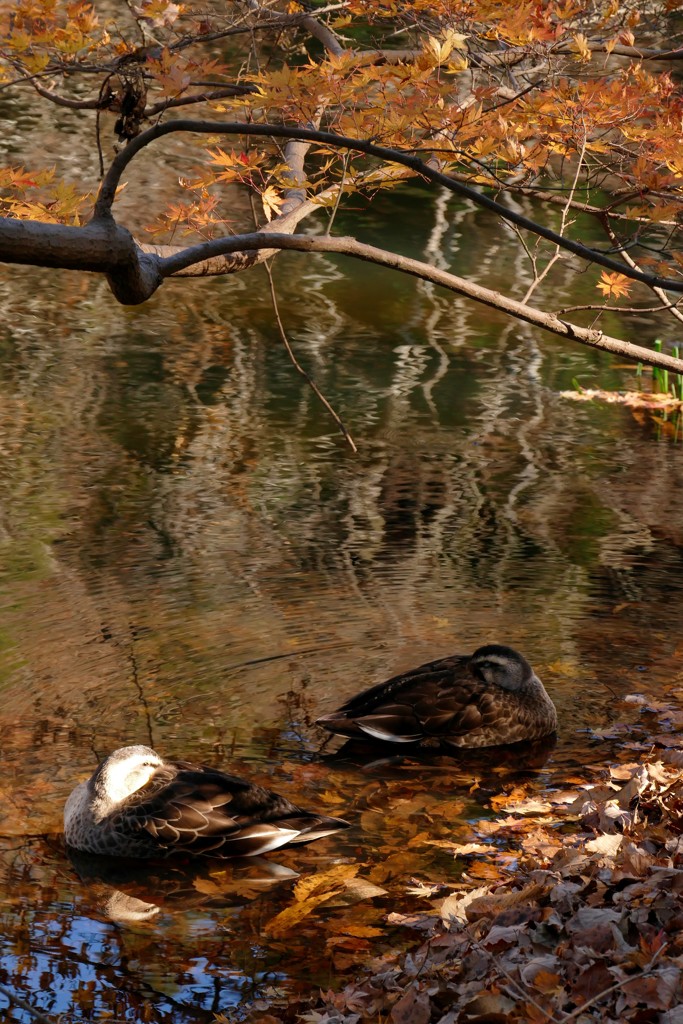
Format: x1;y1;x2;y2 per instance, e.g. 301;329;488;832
561;387;681;410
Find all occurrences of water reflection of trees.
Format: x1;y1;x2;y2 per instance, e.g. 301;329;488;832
0;196;682;727
0;840;291;1022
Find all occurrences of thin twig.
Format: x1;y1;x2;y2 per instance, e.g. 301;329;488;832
262;260;358;453
602;221;683;326
466;935;564;1024
326;151;350;236
563;944;668;1021
245;132;356;452
520;128;587;305
0;983;55;1024
556;301;682;315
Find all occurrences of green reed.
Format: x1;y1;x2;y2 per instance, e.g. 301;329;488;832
652;339;683;400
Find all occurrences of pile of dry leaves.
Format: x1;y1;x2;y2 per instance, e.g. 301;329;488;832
248;744;683;1024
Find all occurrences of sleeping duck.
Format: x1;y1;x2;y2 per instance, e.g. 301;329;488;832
64;745;350;858
316;644;557;749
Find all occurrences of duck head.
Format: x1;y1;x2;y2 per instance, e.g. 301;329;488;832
90;745;163;806
469;644;538;693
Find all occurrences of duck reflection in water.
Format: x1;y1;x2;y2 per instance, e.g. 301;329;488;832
317;644;557;767
67;847;298;924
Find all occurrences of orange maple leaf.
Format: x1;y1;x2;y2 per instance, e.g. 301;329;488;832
596;271;632;300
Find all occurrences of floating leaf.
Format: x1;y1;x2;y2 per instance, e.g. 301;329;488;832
293;864;359;902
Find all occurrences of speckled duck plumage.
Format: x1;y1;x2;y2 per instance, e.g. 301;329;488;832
64;745;350;858
316;644;557;749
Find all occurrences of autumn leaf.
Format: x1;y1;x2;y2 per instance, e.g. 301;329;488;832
585;833;624;856
133;0;182;30
571;33;592;61
332;924;385;938
264;890;343;937
440;886;490;926
596;271;633;299
390;984;430;1024
261;185;283;222
293;864;359;902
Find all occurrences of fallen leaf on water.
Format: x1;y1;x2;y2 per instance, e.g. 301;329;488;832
560;387;683;410
192;878;222;895
325;876;388;906
424;840;490;855
498;797;553;815
330;924;385;938
264;890;344;937
466;860;504;880
294;864;359;902
405;880;446;898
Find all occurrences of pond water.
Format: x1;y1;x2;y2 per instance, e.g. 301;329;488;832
1;181;683;1022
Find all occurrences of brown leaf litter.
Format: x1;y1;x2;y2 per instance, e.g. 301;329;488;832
250;755;683;1023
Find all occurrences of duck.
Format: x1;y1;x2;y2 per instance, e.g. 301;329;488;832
316;644;557;749
64;745;350;858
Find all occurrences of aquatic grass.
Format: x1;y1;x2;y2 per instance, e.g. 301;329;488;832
652;340;683;402
675;346;683;402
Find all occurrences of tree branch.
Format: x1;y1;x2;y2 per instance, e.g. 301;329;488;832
0;217;161;304
92;119;683;295
156;230;683;374
1;216;680;374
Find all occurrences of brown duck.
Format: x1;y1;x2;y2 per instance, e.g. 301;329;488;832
316;644;557;749
64;745;350;858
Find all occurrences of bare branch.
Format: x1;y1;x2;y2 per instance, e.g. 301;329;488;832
28;78;101;109
602;221;683;327
0;982;55;1024
145;85;255;116
520;129;587;305
155;230;683;374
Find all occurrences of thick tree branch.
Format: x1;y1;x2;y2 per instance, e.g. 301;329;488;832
1;216;679;373
0;218;161;304
92;119;683;295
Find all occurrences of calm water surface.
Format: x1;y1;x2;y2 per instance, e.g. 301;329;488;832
1;185;683;1021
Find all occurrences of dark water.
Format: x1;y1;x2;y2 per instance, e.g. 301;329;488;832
1;182;683;1021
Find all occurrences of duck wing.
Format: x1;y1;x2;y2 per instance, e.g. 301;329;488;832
317;654;499;743
111;761;349;858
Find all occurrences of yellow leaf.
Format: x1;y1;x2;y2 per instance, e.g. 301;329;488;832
571;33;592;62
264;890;339;937
261;185;283;223
596;271;632;300
293;863;359;902
445;56;469;73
